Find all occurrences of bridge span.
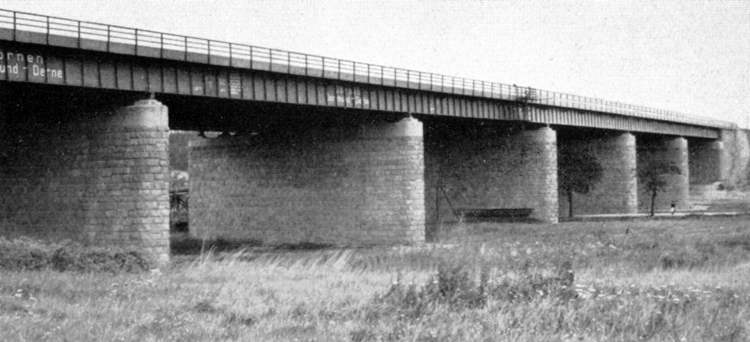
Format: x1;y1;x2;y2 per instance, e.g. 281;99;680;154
0;9;737;262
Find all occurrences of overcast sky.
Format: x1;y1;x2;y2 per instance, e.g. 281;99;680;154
4;0;750;127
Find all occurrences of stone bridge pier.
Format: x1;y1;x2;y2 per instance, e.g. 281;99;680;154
0;91;170;263
424;122;558;236
689;139;725;185
557;131;638;218
189;115;425;245
637;136;690;211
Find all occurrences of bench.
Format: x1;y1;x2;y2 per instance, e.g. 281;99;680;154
455;208;534;222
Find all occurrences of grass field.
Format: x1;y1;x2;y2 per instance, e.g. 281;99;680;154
2;216;750;341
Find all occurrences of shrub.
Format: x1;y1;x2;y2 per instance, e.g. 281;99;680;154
51;242;152;273
375;259;576;320
0;236;51;271
0;236;152;272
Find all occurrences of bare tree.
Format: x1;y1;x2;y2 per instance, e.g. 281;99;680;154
558;149;603;218
638;161;682;216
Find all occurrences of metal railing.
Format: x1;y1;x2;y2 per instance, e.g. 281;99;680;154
0;8;735;129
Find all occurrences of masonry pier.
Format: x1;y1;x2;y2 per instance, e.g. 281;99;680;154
637;136;690;211
689;139;724;184
0;95;170;263
558;131;638;217
424;122;558;235
189;116;425;245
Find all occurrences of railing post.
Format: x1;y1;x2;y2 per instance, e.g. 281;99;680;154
249;45;254;66
229;43;233;65
268;49;272;71
160;33;164;58
45;16;49;44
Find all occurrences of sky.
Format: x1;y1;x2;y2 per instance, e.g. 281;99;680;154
4;0;750;127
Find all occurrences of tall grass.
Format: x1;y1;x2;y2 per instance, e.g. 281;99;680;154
1;216;750;341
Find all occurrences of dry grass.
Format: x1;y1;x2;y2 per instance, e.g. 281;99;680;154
1;216;750;341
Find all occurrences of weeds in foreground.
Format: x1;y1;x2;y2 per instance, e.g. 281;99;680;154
356;258;747;341
0;236;152;272
1;217;750;341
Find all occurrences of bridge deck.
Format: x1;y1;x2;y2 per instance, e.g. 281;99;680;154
0;8;734;138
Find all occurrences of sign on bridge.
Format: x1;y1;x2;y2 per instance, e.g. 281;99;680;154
0;50;64;82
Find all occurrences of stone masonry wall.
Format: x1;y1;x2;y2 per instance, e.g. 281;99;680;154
637;136;689;211
0;100;170;263
719;128;750;187
558;132;637;217
189;117;425;245
689;139;724;185
424;124;558;233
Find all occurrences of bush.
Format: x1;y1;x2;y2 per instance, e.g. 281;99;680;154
376;259;576;319
0;236;152;273
51;242;152;273
0;236;50;271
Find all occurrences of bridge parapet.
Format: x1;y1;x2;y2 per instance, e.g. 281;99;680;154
0;8;734;130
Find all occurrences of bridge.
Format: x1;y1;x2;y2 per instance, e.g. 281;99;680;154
0;9;736;262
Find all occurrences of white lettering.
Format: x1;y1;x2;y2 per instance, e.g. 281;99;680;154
0;51;45;62
33;65;44;77
0;49;61;78
327;89;369;106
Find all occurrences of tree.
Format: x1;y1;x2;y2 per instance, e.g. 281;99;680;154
558;149;604;218
638;161;682;216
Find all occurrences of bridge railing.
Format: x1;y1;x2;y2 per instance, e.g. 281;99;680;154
0;9;735;129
